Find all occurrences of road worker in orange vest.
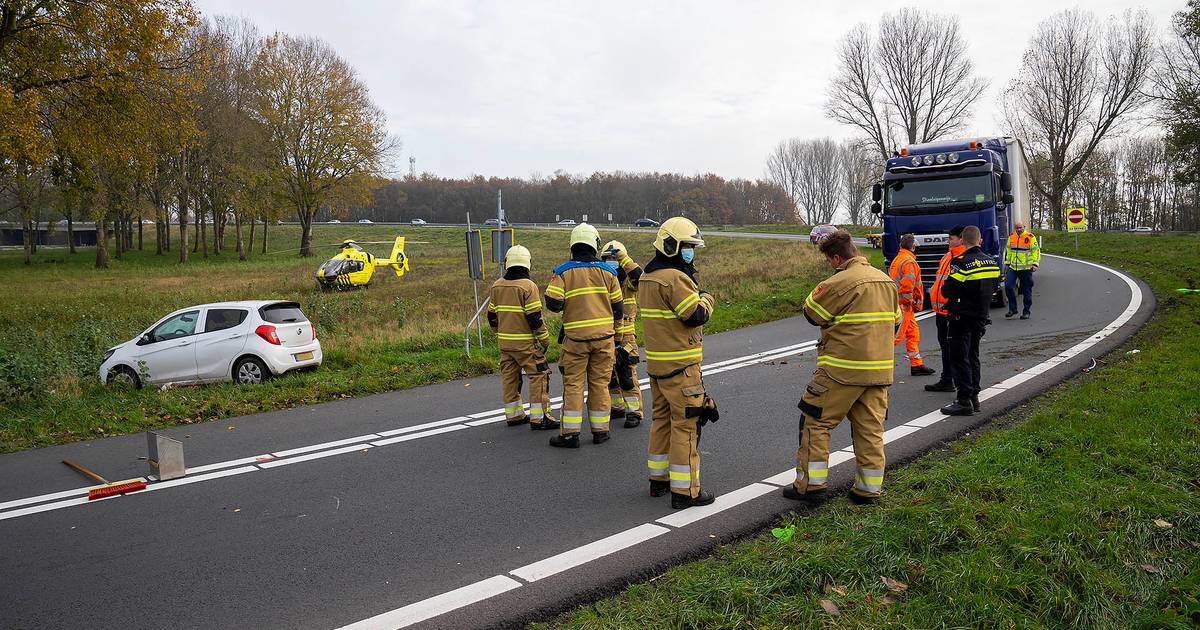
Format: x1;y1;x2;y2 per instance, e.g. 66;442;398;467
924;225;967;393
544;224;625;447
601;240;644;429
889;234;936;376
487;245;557;430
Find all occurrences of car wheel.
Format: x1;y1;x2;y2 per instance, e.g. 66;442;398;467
233;356;270;385
108;365;142;389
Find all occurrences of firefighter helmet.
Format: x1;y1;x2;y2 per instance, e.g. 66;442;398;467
505;244;531;269
601;240;627;260
569;223;601;252
654;217;705;257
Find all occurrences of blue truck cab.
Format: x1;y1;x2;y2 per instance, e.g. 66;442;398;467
870;137;1030;308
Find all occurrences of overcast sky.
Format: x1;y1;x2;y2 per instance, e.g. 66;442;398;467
197;1;1180;181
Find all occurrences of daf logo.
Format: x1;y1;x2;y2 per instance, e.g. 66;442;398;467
916;233;949;246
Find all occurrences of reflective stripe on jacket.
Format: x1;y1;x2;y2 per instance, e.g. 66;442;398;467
547;265;622;340
887;248;922;309
944;246;1001;320
1005;231;1040;270
616;254;640;335
802;256;899;386
930;244;967;315
488;278;549;350
640;267;712;377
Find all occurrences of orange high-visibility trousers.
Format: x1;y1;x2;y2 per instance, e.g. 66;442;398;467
894;306;923;367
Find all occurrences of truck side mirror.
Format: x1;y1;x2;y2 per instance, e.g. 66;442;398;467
1002;192;1014;205
871;183;882;202
1000;172;1012;192
870;201;882;214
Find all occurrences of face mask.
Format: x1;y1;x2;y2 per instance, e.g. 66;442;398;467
681;248;695;264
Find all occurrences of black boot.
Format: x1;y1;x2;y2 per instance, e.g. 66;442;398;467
910;365;936;376
549;433;580;448
610;407;626;420
1020;312;1030;320
925;380;955;392
782;485;827;503
592;432;610;445
530;416;560;431
671;490;716;510
649;480;670;497
940;398;974;416
971;395;981;413
848;491;880;505
505;414;529;427
623;413;642;428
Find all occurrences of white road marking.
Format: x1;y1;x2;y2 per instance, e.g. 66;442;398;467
370;424;470;447
272;434;383;458
656;483;778;528
335;575;523;630
187;455;273;474
509;523;671;582
0;485;89;512
0;496;93;521
143;465;258;489
258;445;373;469
376;416;469;437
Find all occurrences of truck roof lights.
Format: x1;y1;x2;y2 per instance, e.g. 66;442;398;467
911;156;921;166
935;153;947;165
922;154;934;166
948;152;959;163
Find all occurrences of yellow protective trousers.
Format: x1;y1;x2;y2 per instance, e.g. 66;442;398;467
795;369;888;499
500;345;551;421
609;334;643;417
647;364;704;498
559;337;615;435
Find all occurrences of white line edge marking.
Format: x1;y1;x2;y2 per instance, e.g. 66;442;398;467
335;575;522;630
258;445;373;469
339;255;1141;627
370;424;470;447
272;434;382;458
509;523;671;582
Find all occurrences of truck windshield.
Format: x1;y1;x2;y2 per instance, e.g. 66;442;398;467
886;175;993;214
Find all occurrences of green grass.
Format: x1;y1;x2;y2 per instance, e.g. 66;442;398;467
0;225;844;452
708;224;877;236
536;231;1200;629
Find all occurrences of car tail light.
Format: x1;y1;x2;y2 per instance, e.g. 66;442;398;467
312;325;317;341
255;324;281;345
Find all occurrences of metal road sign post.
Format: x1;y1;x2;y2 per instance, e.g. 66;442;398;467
1066;206;1087;251
464;214;485;353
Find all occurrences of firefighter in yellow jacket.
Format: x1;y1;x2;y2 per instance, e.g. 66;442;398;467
785;230;900;505
545;224;624;447
601;240;644;428
487;245;558;430
642;217;718;510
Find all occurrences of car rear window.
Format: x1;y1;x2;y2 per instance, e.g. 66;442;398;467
206;308;249;332
260;303;308;324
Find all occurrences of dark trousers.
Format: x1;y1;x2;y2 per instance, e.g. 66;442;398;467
935;314;954;383
1005;269;1034;314
948;316;986;399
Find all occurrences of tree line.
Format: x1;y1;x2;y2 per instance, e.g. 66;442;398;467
0;2;391;266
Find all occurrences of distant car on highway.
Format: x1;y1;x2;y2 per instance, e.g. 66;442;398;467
1130;226;1153;233
100;301;322;388
328;219;341;224
410;218;427;225
809;223;838;244
557;219;576;226
358;219;373;224
484;218;509;227
634;218;659;227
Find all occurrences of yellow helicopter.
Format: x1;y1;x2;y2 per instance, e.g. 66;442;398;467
316;236;410;289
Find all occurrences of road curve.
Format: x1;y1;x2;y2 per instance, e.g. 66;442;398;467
0;239;1152;630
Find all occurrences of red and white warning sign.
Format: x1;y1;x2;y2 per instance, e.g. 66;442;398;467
1067;207;1087;233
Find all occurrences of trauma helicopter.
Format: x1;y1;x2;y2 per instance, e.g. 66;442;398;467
315;236;410;289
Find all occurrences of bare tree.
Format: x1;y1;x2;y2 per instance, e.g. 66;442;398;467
796;138;843;225
1003;9;1155;230
764;139;803;222
840;140;880;226
826;9;986;161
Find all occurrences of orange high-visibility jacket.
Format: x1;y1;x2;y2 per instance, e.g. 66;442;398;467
930;244;967;315
888;248;922;309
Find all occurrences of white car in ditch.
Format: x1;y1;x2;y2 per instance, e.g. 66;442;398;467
99;301;322;388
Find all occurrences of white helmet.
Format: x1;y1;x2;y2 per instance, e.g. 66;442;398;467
505;244;531;269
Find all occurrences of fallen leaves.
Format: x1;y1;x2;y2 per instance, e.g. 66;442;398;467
881;576;909;593
771;525;795;542
822;583;846;597
819;599;840;616
1140;564;1162;574
1153;518;1173;530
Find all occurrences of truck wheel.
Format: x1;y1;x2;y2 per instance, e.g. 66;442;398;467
991;289;1006;309
233;356;271;385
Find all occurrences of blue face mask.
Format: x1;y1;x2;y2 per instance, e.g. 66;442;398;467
681;248;695;264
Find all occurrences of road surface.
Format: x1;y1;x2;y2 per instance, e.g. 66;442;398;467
0;246;1150;629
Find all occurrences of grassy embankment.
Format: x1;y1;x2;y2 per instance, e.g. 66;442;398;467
0;225;841;453
710;224;876;236
538;231;1200;629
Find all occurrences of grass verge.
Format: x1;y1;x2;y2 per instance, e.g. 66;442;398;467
536;231;1200;629
0;225;846;452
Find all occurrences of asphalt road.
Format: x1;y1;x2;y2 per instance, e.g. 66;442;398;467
0;248;1151;629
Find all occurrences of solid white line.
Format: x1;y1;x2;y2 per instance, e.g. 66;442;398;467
272;434;382;458
187;455;273;475
370;424;470;447
377;416;470;437
336;575;523;630
656;483;778;528
0;485;89;512
143;465;258;489
0;496;93;521
509;523;671;582
465;416;507;427
258;446;372;469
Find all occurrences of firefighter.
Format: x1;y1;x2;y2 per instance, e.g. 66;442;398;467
784;230;900;506
487;245;557;430
641;217;717;509
545;223;624;447
889;234;935;376
1004;221;1040;319
925;225;967;393
601;240;645;428
940;225;1001;416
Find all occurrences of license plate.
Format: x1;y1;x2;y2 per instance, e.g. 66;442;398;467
294;351;314;361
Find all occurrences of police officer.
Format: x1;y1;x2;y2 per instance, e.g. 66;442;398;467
940;225;1001;416
1004;220;1040;319
925;225;966;393
545;224;624;447
487;245;557;430
889;234;935;376
785;230;900;505
641;217;717;509
601;240;644;428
